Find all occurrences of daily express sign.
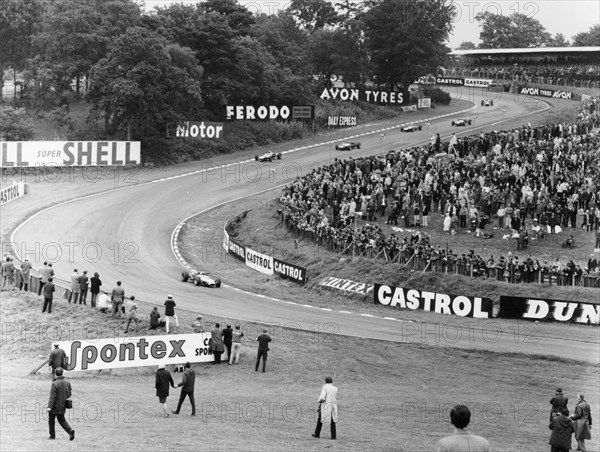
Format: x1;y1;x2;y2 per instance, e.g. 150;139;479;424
58;333;212;371
1;141;141;167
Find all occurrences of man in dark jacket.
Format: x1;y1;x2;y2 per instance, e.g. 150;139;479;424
222;324;233;362
42;277;55;315
149;307;161;330
48;343;67;379
210;323;224;364
255;329;272;373
78;270;89;305
172;362;196;416
155;364;175;417
89;272;102;308
47;368;75;441
549;388;569;422
549;411;574;452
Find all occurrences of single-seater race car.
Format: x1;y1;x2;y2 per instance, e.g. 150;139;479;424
335;141;361;151
400;123;423;132
481;98;494;106
181;270;222;288
451;118;472;127
255;151;282;162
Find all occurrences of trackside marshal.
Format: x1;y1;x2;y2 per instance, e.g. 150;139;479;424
57;333;211;371
1;141;141;167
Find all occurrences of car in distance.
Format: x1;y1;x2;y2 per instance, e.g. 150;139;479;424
481;98;494;106
181;270;222;288
255;151;282;162
335;141;361;151
400;123;423;132
451;118;472;127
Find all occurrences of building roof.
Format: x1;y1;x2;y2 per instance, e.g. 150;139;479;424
450;46;600;57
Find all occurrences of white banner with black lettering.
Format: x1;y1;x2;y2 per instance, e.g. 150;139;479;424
245;247;274;275
1;141;141;167
464;78;492;88
57;333;212;372
0;181;26;205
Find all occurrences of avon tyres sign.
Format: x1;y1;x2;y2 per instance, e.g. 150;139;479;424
58;333;212;372
1;141;141;167
319;88;405;105
374;284;494;318
499;296;599;325
519;87;574;100
273;258;306;284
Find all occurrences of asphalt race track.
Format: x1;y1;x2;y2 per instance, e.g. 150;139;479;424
12;95;600;364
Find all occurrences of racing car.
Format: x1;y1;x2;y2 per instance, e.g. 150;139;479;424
400;123;423;132
255;151;282;162
481;98;494;106
181;270;221;288
335;141;361;151
451;118;472;127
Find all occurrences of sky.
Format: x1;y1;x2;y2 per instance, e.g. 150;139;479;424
143;0;600;50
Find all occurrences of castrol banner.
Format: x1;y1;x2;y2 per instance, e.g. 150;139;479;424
1;141;141;167
57;333;212;371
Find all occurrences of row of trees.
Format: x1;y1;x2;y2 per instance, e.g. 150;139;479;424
458;14;600;49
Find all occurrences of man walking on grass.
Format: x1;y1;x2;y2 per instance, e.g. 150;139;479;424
172;362;196;416
47;367;75;441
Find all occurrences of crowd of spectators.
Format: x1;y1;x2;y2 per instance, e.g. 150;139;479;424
448;57;600;87
280;98;600;286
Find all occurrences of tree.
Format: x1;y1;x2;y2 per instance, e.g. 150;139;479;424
572;25;600;46
287;0;341;30
87;27;203;140
476;12;551;48
457;41;477;50
549;33;570;47
362;0;455;93
0;105;34;140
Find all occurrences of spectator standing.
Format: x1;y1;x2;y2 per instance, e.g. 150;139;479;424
47;367;75;441
68;269;80;304
42;277;56;314
48;343;67;379
164;295;178;333
89;272;102;308
150;307;161;330
312;376;338;440
155;364;175;418
0;257;8;290
20;258;31;291
549;411;574;452
222;324;233;362
229;324;244;365
111;281;125;318
436;405;490;452
38;262;54;296
78;270;89;305
549;388;569;422
171;362;196;416
124;297;139;334
210;323;224;364
571;394;593;452
255;329;271;373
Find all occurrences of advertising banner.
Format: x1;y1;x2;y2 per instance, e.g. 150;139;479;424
0;181;26;205
1;141;141;167
273;258;306;284
319;276;374;296
499;296;599;325
435;77;464;86
226;105;294;120
319;88;405;105
464;78;493;87
418;98;431;108
401;105;417;112
167;121;224;139
228;238;246;261
519;87;574;100
374;284;494;318
57;333;213;372
327;116;357;126
223;229;230;252
245;247;274;275
291;105;315;119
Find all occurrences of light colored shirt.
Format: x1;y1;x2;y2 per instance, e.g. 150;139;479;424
436;429;490;452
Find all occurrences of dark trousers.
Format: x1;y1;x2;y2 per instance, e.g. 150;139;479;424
90;292;98;308
550;446;568;452
38;281;45;296
42;298;53;313
314;409;336;439
49;412;72;438
68;292;79;304
213;350;222;364
79;289;87;304
224;341;232;360
255;350;268;372
175;391;195;415
19;279;29;291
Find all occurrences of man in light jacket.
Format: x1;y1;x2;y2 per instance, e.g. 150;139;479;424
312;376;338;440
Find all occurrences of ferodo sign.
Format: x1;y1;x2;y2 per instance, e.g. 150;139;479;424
57;333;212;371
374;284;494;318
499;296;599;325
519;87;574;100
1;141;140;167
226;105;291;120
245;247;273;275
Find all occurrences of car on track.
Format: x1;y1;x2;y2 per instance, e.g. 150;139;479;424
400;123;423;132
451;118;472;127
481;98;494;106
181;270;222;288
255;151;282;162
335;141;361;151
